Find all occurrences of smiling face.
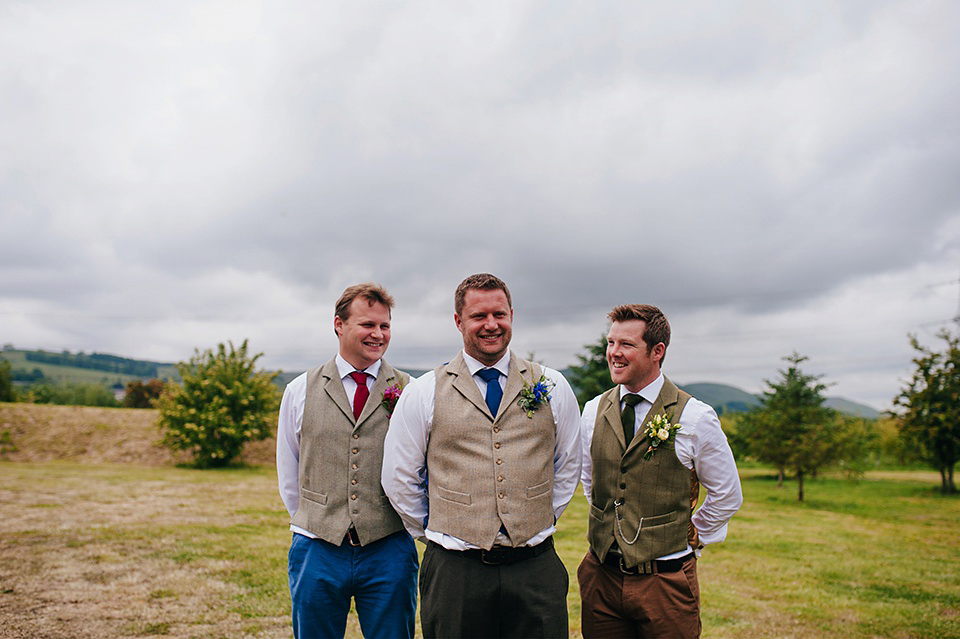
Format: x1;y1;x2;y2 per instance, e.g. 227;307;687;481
455;288;513;366
335;297;391;370
606;319;665;393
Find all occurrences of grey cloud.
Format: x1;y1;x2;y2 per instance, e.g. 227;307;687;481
2;1;959;411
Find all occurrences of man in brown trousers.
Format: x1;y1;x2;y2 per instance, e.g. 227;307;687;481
578;304;742;638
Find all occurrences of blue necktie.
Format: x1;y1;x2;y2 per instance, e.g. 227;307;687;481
477;368;502;417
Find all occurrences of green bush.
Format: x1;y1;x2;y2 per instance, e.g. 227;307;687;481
25;381;120;407
157;340;279;468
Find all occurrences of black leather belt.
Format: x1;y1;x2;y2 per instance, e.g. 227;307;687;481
598;549;694;575
434;536;553;565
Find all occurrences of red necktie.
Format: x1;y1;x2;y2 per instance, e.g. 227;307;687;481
349;371;369;420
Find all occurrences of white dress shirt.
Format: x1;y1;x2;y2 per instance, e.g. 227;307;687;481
381;350;582;550
580;373;742;559
276;354;381;538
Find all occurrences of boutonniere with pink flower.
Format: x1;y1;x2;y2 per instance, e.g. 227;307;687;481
381;377;404;418
641;413;681;460
517;373;555;418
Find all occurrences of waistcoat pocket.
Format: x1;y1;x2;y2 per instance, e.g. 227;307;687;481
526;479;551;499
300;488;328;505
639;510;679;527
589;502;605;522
436;484;472;505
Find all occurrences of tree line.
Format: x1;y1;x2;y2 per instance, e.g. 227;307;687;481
2;330;957;491
24;349;161;377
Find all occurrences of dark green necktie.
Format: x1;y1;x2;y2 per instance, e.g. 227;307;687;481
621;394;642;444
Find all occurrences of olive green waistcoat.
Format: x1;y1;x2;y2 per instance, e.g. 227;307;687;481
588;376;694;569
427;352;556;550
291;358;408;546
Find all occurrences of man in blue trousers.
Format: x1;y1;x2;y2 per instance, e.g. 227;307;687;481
277;283;417;639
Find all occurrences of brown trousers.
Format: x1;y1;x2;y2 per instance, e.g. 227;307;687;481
577;551;701;639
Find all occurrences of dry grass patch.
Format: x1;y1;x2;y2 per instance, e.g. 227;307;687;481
0;402;276;466
0;462;289;639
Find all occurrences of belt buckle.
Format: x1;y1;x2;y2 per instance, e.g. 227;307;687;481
618;555;635;575
347;528;361;547
481;547;506;565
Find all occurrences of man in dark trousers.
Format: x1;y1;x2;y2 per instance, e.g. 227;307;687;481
382;273;581;638
578;304;742;638
277;283;417;639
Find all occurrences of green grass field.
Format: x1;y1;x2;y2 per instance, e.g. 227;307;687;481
1;462;957;638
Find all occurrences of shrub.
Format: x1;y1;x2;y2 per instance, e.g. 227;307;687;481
124;379;166;408
25;381;120;407
157;340;279;468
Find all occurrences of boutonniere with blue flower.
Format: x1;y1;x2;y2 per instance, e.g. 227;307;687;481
517;374;555;418
381;377;404;418
641;413;681;460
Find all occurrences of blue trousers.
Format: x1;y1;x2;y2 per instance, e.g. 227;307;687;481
288;530;419;639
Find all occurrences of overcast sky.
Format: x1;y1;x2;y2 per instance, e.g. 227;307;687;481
2;1;959;410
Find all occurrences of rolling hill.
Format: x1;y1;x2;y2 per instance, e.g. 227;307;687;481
680;381;881;419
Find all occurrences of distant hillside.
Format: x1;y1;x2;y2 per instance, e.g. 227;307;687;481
680;382;761;416
2;348;178;388
679;382;880;419
824;397;881;419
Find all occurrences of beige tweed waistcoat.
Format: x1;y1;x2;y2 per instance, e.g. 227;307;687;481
291;357;408;546
427;352;556;550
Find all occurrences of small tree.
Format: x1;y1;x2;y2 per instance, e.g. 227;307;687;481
893;330;960;494
0;357;14;402
567;334;613;408
124;379;166;408
157;340;280;468
737;352;838;500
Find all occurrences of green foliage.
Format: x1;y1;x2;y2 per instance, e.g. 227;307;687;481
892;330;960;494
124;379;166;408
157;340;279;468
567;333;613;408
0;357;14;402
12;367;45;382
736;352;856;500
24;381;120;407
25;349;160;377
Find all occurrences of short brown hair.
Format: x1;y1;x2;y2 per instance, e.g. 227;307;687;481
335;283;395;322
608;304;670;363
454;273;512;315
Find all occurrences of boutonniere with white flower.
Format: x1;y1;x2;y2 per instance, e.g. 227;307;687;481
641;413;681;460
381;377;404;418
517;374;555;418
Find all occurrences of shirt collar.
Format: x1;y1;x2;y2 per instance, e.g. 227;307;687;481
462;350;510;378
619;372;664;404
336;353;381;380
